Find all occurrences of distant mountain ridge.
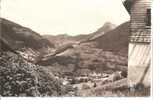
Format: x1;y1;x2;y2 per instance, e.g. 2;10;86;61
44;21;129;54
0;18;54;51
65;21;129;54
44;22;116;46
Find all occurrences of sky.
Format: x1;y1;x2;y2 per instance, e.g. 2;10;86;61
1;0;130;36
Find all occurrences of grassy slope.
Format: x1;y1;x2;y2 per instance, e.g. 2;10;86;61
1;18;54;50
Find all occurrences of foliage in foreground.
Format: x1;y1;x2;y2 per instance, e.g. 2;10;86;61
0;52;68;96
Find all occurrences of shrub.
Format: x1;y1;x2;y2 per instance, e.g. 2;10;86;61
0;52;67;96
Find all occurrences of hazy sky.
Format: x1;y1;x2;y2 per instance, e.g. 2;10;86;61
1;0;130;36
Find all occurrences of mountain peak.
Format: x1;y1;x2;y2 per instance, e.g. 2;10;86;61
99;22;116;33
92;22;116;36
103;22;116;28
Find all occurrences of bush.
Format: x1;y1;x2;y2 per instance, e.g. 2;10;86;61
0;52;67;96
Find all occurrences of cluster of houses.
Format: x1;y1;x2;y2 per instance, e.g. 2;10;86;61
58;71;124;90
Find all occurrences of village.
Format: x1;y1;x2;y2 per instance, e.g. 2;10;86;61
0;0;151;97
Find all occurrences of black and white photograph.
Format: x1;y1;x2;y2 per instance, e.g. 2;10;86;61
0;0;151;98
